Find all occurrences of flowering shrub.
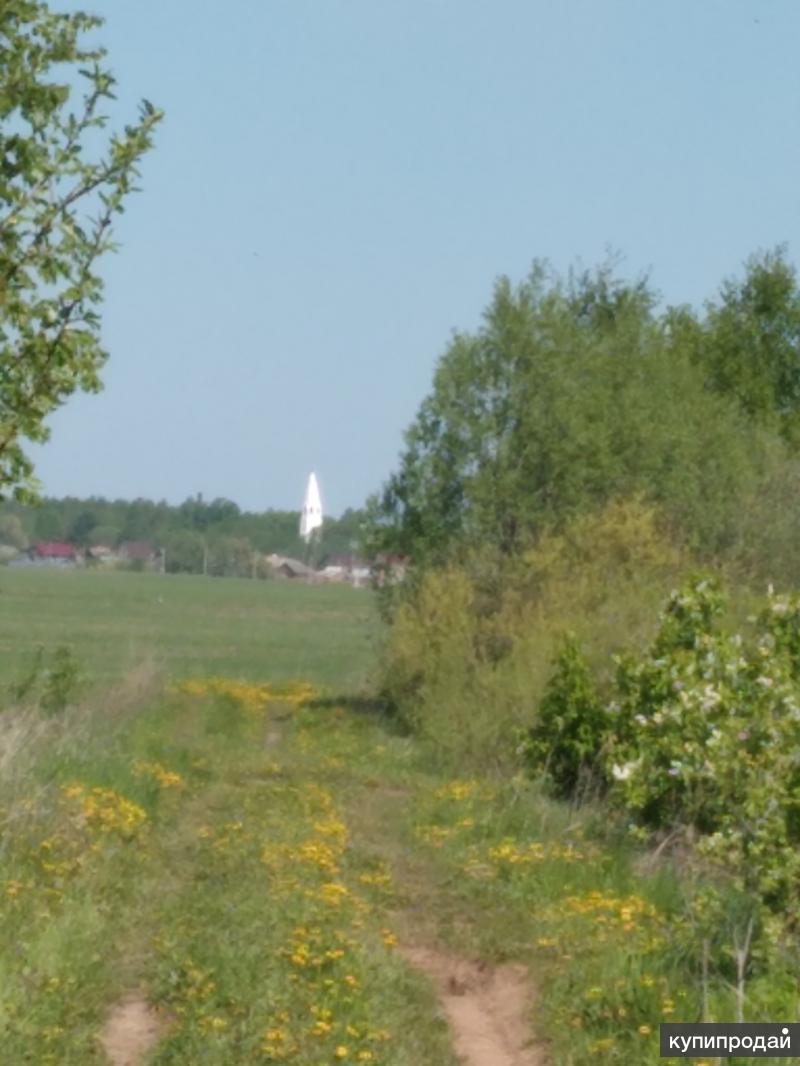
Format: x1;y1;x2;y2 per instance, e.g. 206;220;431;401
605;578;800;929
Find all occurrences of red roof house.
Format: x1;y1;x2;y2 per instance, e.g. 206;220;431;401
33;541;76;559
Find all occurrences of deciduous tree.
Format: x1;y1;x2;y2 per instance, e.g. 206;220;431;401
698;248;800;444
364;261;775;566
0;2;162;499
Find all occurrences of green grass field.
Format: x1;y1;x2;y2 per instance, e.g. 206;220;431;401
0;569;379;689
1;569;794;1065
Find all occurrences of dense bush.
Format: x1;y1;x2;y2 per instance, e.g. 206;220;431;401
378;498;688;767
520;635;605;799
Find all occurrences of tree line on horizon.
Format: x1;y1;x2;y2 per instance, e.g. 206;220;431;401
0;495;366;575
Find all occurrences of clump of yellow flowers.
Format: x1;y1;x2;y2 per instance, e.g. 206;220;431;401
134;761;185;789
174;677;318;712
62;783;147;839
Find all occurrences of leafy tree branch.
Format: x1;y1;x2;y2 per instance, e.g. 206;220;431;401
0;1;162;499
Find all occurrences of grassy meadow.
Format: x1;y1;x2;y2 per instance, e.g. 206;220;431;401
1;568;795;1065
0;569;378;688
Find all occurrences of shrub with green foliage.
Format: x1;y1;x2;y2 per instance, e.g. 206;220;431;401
8;644;84;713
40;646;84;713
520;636;605;798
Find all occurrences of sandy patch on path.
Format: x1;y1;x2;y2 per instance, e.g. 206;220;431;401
402;946;544;1066
99;994;167;1066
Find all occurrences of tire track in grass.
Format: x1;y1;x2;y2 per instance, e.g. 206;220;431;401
343;777;546;1066
111;683;456;1064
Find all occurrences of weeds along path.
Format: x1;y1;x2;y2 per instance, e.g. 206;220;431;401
6;678;663;1064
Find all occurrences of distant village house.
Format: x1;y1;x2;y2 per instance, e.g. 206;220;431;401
266;554;316;580
11;541;78;568
118;540;159;564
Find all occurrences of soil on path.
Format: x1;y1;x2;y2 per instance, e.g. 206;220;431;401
351;781;547;1066
402;946;543;1066
98;993;167;1066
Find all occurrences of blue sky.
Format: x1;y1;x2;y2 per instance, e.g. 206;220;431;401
30;0;800;515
